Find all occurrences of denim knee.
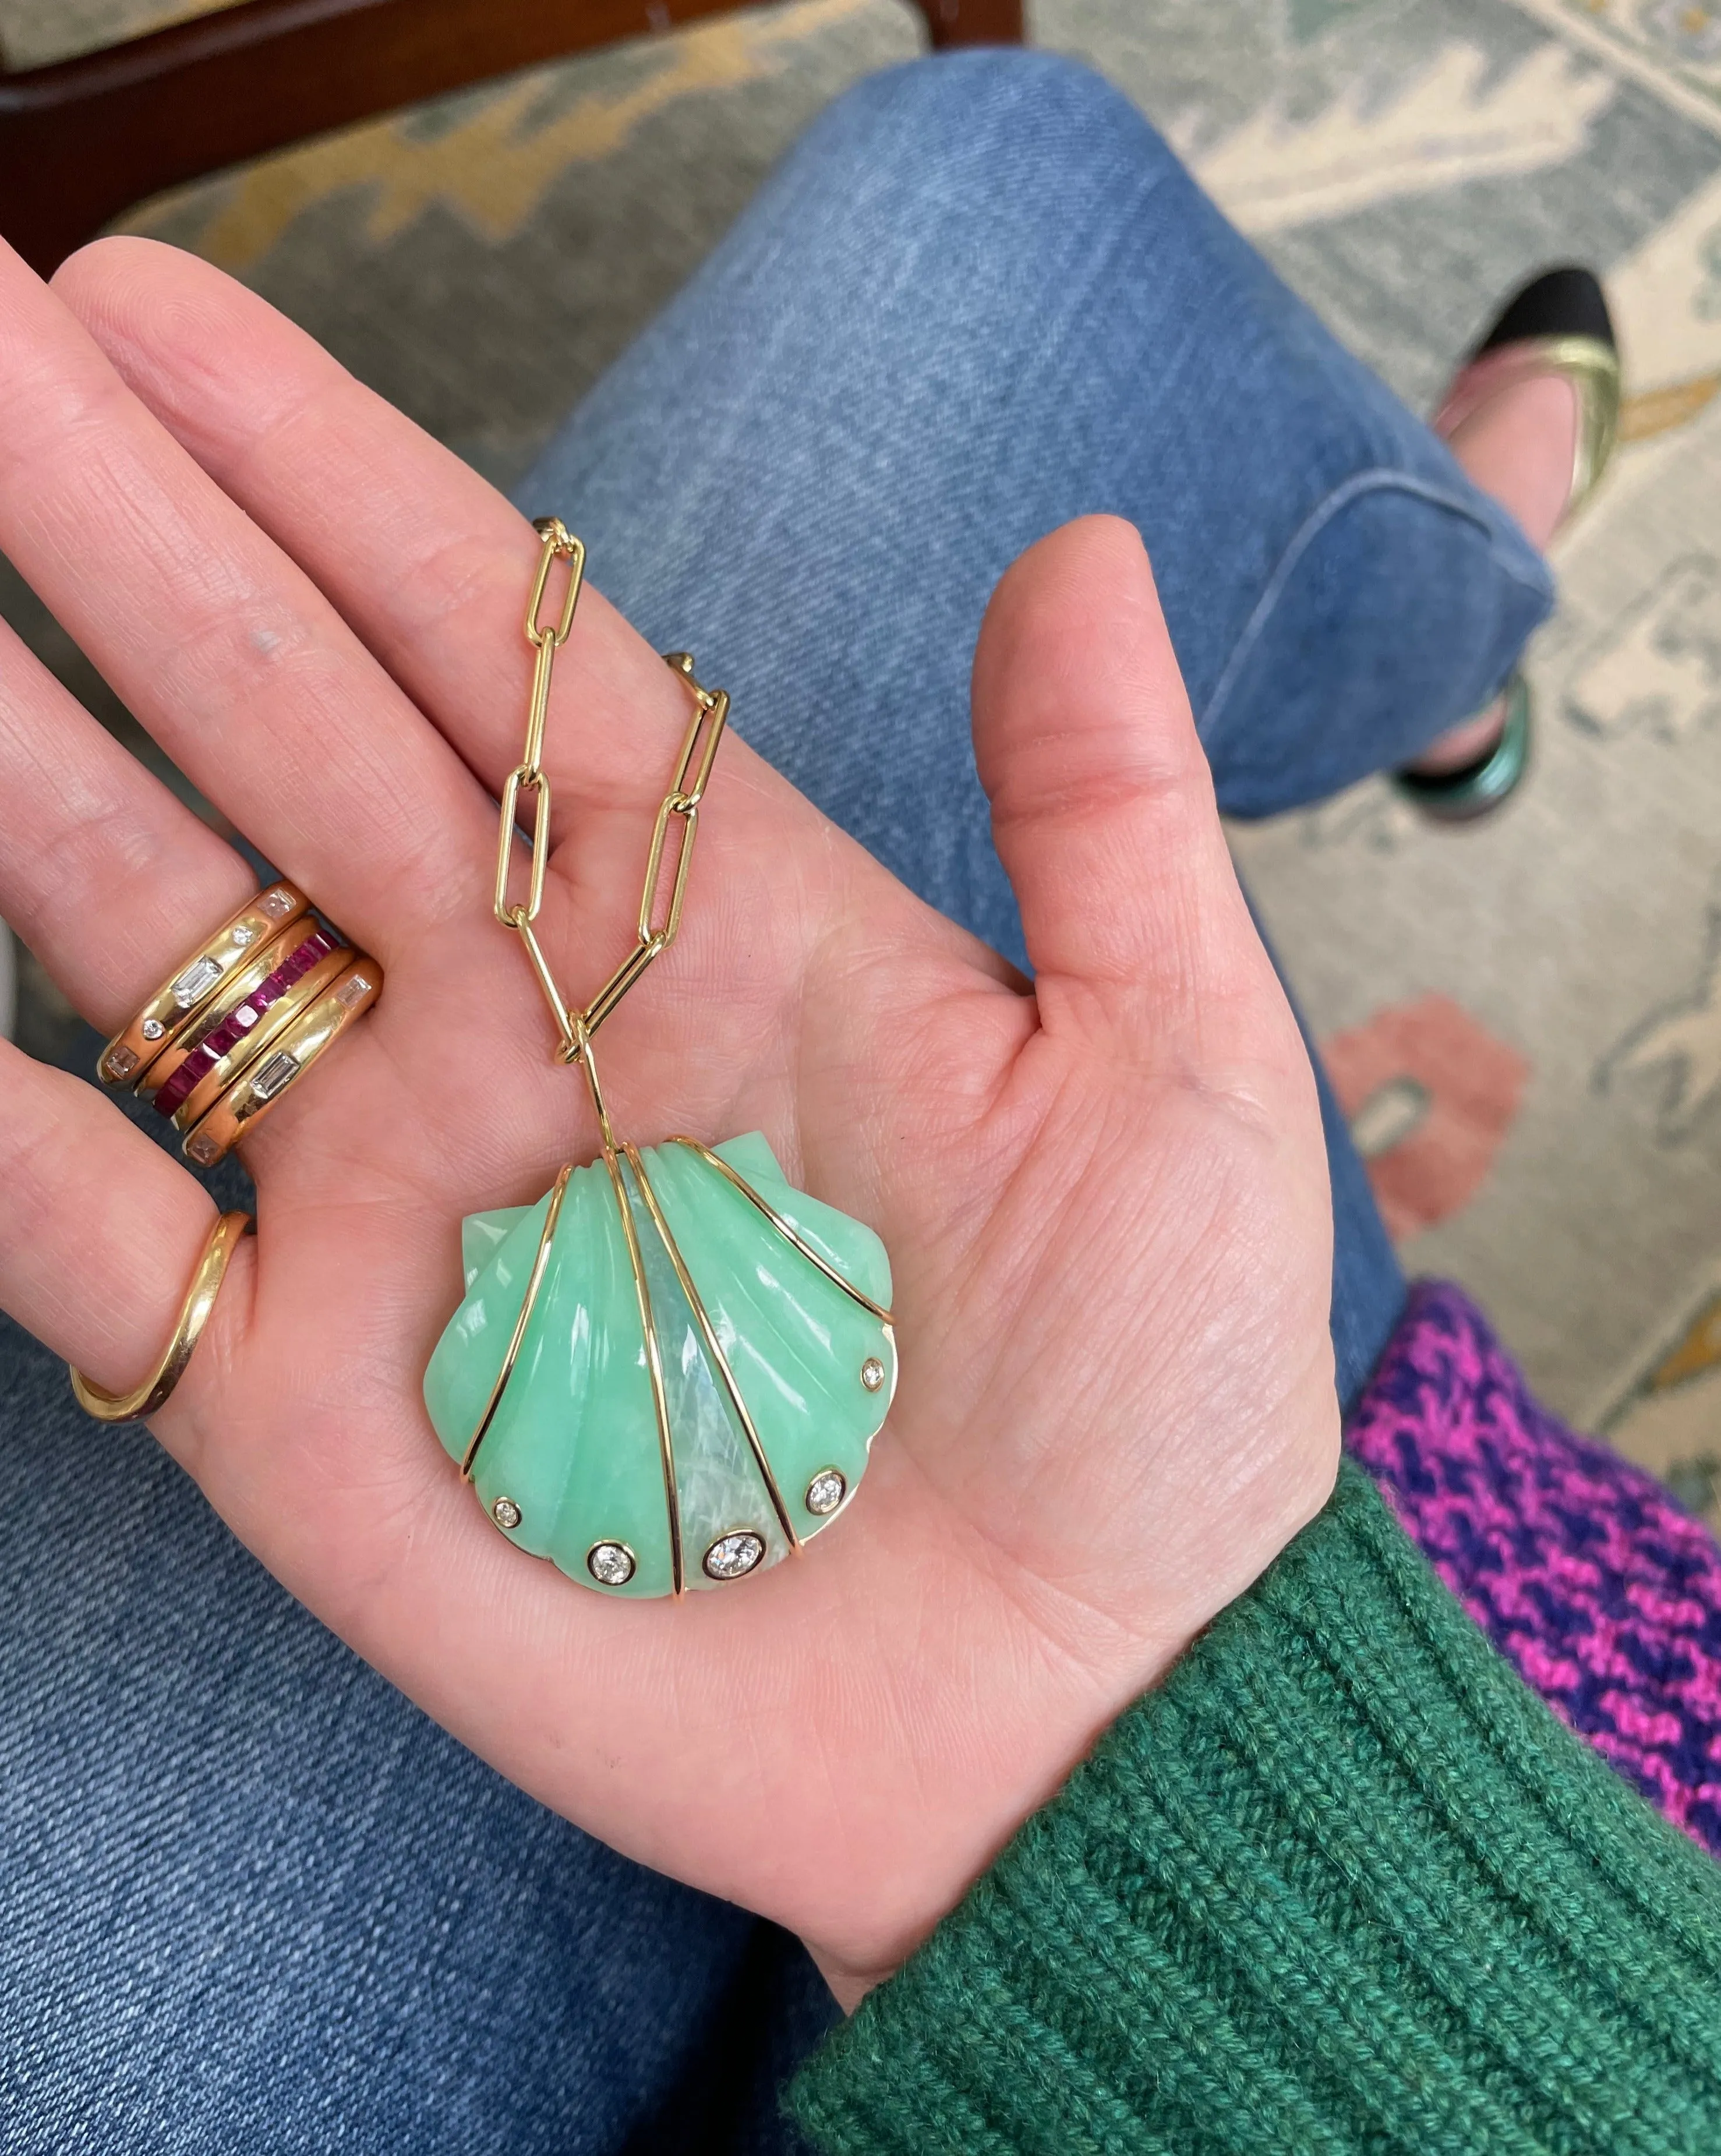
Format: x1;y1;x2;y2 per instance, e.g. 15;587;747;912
1202;472;1556;818
800;45;1178;171
769;46;1190;280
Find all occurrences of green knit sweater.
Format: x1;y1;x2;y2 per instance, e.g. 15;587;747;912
790;1462;1721;2154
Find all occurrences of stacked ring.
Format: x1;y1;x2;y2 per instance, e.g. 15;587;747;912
146;926;348;1125
99;881;308;1086
182;958;380;1166
97;884;381;1168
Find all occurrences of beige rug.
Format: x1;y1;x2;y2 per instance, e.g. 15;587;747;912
6;0;1721;1523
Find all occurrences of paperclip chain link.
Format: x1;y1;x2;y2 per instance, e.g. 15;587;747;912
494;518;730;1066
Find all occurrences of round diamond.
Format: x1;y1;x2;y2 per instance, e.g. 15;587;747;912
702;1531;766;1582
860;1357;886;1392
140;1019;165;1042
232;923;256;946
490;1496;522;1531
805;1469;846;1517
588;1541;636;1586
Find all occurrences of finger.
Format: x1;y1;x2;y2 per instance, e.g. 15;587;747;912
51;241;1031;1071
54;236;698;826
0;613;253;1028
971;515;1279;1056
0;238;492;953
0;1038;236;1394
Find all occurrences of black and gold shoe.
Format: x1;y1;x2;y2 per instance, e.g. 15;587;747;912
1394;266;1620;825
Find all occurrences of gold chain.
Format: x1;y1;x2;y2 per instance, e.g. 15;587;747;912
494;518;730;1092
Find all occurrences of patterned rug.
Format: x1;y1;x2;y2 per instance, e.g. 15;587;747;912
5;0;1721;1526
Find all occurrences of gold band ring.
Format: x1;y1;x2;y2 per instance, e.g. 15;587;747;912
98;883;308;1087
165;936;352;1131
182;957;381;1167
69;1209;255;1423
171;942;351;1131
133;918;313;1101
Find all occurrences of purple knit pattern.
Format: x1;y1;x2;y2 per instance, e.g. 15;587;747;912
1347;1280;1721;1854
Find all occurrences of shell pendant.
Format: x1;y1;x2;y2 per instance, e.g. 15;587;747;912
423;1133;895;1596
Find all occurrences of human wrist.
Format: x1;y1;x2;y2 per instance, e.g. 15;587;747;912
797;1409;1340;2012
797;1607;1206;2017
789;1461;1721;2151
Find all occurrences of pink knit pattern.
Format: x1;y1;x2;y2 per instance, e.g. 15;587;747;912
1348;1281;1721;1853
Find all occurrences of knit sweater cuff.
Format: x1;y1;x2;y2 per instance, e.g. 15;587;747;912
789;1461;1721;2154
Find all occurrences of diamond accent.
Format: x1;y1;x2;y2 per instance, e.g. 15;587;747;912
702;1530;765;1582
491;1497;522;1531
141;1018;165;1041
232;923;256;947
104;1044;140;1079
805;1469;846;1517
249;1051;299;1101
334;973;372;1008
588;1541;636;1586
860;1357;885;1391
170;955;222;1009
186;1131;221;1165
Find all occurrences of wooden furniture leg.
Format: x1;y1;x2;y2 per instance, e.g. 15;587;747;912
0;0;1024;275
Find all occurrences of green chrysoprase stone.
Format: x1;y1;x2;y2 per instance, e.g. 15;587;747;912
422;1134;895;1596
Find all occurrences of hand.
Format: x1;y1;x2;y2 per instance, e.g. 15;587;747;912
0;237;1338;2010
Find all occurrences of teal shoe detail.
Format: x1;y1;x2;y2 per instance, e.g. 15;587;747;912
1393;672;1531;825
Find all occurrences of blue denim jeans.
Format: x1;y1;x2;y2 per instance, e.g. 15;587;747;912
0;51;1554;2155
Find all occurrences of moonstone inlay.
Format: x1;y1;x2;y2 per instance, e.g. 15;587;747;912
624;1168;790;1593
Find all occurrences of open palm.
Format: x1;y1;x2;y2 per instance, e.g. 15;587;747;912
0;238;1338;2005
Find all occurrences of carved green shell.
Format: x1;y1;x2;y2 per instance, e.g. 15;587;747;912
422;1133;895;1596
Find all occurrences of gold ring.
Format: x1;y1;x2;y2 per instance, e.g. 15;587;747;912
182;957;381;1167
98;882;309;1087
156;933;352;1130
171;941;351;1129
133;918;315;1102
69;1210;254;1423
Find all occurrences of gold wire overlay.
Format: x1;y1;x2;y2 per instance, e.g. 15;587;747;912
70;1210;254;1423
462;521;894;1594
98;882;309;1086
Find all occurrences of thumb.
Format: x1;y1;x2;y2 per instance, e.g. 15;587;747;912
973;515;1275;1058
